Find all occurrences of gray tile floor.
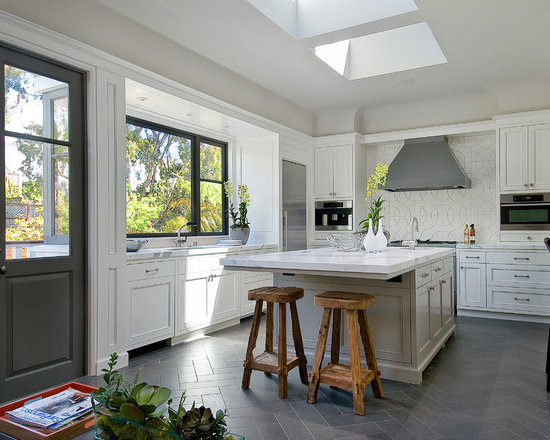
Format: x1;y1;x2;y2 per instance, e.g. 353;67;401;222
78;316;550;440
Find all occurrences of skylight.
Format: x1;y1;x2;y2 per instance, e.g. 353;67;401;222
312;22;448;80
247;0;418;40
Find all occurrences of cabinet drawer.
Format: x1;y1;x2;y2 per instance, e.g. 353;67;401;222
127;260;175;281
487;264;550;286
416;264;432;287
431;260;445;278
499;231;548;243
487;286;550;314
458;251;485;263
179;254;227;274
486;251;550;266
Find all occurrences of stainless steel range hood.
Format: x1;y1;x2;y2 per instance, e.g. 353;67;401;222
384;135;470;192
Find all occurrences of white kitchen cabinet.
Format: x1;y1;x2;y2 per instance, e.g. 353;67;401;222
458;262;486;308
499;123;550;192
176;256;238;336
314;144;353;199
416;283;431;361
458;248;550;319
127;260;176;349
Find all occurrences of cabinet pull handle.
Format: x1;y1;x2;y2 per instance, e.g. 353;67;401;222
145;268;159;273
514;297;530;302
427;286;435;291
529;183;534;187
523;184;529;188
421;273;430;278
513;274;530;278
434;267;442;272
514;257;530;261
441;280;446;284
465;256;480;259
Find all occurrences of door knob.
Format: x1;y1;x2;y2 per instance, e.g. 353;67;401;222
0;265;6;274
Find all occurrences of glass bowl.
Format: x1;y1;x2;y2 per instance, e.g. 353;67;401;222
326;233;365;252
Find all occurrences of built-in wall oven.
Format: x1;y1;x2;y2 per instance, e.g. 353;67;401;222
315;200;353;231
500;193;550;230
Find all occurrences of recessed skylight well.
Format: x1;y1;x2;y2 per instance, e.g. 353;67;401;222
247;0;417;39
312;22;448;80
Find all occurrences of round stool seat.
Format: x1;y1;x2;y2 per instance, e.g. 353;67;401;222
314;291;375;310
248;286;304;303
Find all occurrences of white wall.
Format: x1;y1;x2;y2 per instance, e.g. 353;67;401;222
364;133;498;243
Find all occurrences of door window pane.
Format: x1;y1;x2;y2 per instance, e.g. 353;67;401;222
4;136;69;258
200;142;222;181
200;181;223;233
126;123;192;234
4;65;69;141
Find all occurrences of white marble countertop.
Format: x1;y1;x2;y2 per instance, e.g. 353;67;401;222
221;246;454;280
457;243;548;250
126;243;277;261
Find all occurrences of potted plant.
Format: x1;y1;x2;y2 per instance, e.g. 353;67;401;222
91;353;241;440
223;181;251;244
359;163;390;239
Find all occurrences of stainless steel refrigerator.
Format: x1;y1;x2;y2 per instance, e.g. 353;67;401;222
282;160;307;251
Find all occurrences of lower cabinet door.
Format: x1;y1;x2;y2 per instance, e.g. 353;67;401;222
239;272;273;316
416;286;431;360
429;282;443;340
458;263;486;308
209;271;238;324
127;275;175;349
176;274;210;335
441;275;454;326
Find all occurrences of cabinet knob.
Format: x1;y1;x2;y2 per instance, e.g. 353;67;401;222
441;280;446;284
529;183;534;187
0;265;6;274
523;184;529;188
526;236;532;240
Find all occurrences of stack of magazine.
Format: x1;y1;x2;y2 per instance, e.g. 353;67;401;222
6;387;93;430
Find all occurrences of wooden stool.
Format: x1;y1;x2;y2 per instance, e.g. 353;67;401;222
307;291;384;415
242;286;309;398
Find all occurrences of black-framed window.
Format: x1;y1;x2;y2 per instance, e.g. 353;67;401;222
126;117;227;237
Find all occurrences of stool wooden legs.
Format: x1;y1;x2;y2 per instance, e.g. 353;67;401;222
358;310;383;398
307;308;331;404
290;301;309;385
242;297;308;398
242;299;264;390
278;302;288;398
307;307;384;415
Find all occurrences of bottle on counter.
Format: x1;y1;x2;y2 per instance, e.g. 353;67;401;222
463;224;470;244
469;224;476;244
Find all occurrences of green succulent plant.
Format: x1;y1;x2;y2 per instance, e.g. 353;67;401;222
91;353;171;424
163;395;230;440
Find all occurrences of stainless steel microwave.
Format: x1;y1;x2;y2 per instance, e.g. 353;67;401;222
315;200;353;231
500;193;550;230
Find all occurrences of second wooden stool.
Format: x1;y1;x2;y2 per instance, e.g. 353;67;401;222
242;286;309;398
307;291;384;415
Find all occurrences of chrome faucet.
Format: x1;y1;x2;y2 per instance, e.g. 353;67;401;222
402;217;419;250
174;222;195;247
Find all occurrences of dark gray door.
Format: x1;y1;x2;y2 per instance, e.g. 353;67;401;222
0;46;86;402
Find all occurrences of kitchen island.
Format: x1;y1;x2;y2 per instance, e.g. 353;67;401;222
221;247;456;383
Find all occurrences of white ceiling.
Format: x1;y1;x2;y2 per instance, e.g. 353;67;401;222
2;0;550;135
94;0;550;118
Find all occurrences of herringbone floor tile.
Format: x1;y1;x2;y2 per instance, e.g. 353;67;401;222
75;316;549;440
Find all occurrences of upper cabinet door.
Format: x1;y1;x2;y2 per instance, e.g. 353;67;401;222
529;123;550;191
499;126;528;191
332;144;354;198
314;146;334;199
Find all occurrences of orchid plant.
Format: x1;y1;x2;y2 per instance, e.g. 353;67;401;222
223;181;251;229
359;163;389;235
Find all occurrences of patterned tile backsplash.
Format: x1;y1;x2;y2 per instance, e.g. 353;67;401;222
365;133;498;243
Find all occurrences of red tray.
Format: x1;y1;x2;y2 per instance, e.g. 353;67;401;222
0;382;98;440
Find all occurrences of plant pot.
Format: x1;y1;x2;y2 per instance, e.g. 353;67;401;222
229;227;250;244
94;414;178;440
94;414;243;440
